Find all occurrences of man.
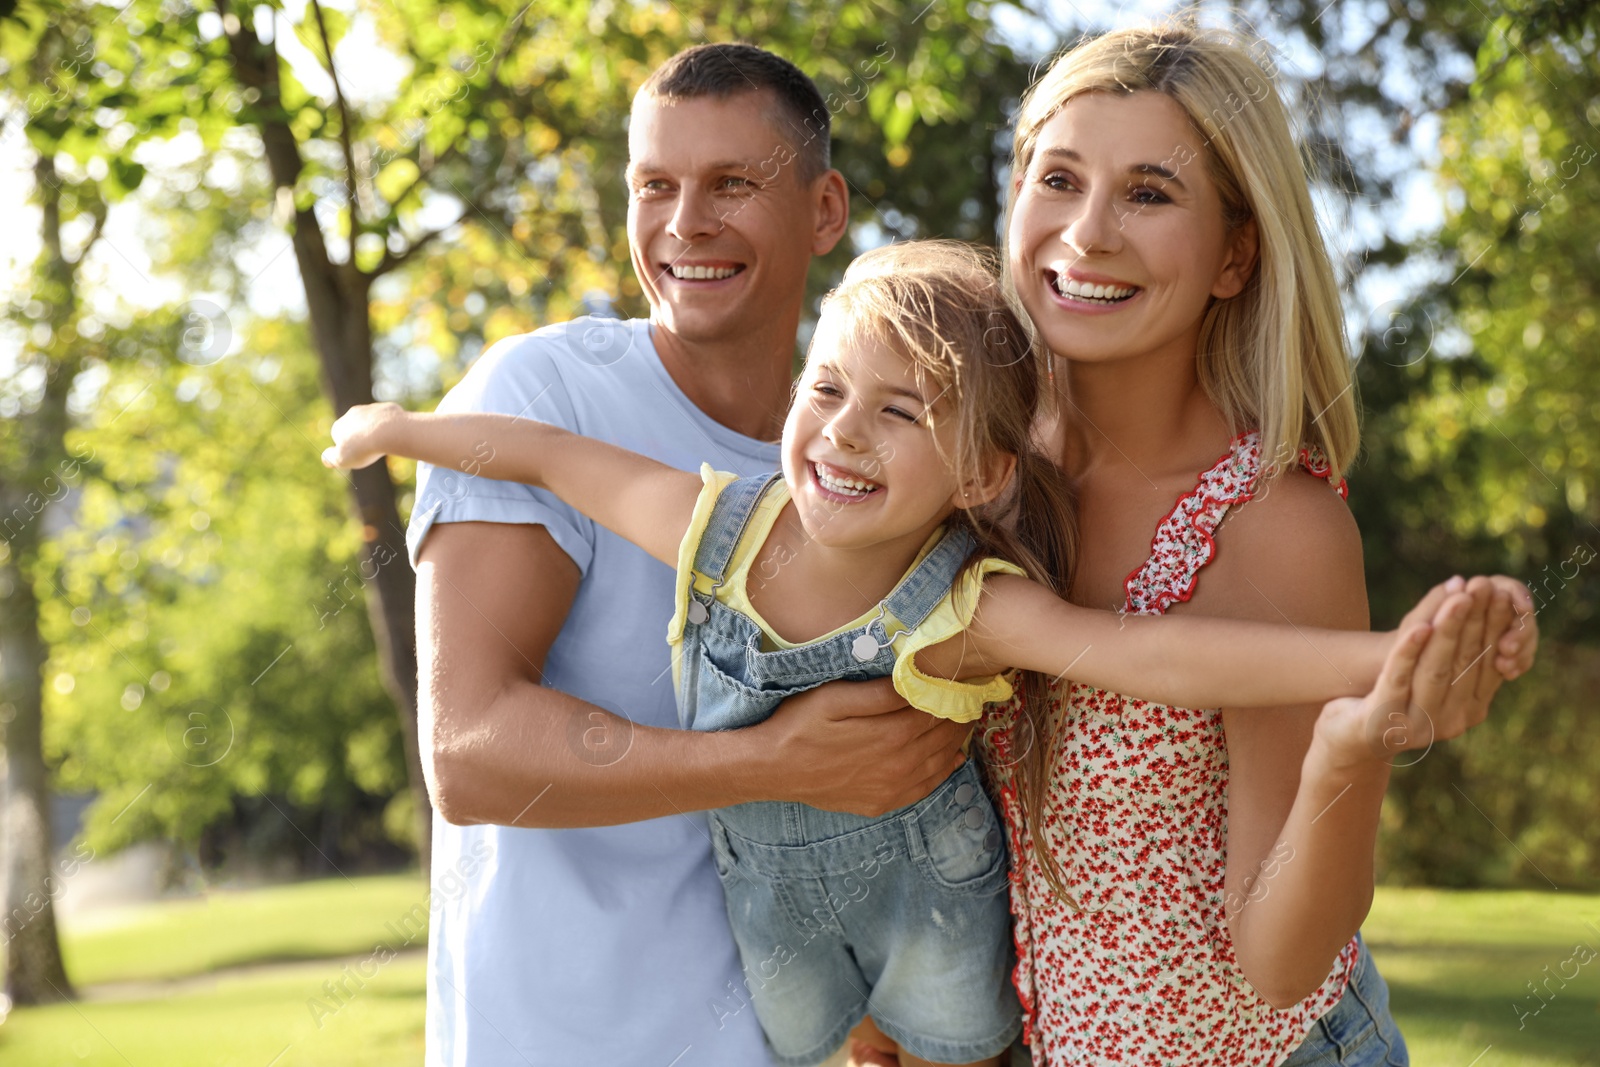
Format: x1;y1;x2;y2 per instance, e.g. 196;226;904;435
405;44;969;1066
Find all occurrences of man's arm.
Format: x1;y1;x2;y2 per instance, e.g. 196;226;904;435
417;520;970;827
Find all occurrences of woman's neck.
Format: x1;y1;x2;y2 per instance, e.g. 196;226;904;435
1056;342;1232;481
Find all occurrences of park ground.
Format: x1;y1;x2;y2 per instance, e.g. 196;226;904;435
1;876;1596;1065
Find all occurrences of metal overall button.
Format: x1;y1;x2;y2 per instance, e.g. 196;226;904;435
851;602;908;663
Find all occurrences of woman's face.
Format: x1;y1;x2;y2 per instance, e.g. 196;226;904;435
1007;90;1256;367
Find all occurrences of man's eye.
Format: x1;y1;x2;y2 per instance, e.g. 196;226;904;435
719;176;753;191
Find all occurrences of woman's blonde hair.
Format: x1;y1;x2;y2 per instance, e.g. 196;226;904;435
1010;21;1358;480
816;242;1079;825
1002;20;1360;899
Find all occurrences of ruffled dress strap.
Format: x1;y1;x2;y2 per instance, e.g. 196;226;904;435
1122;431;1351;617
1122;432;1262;616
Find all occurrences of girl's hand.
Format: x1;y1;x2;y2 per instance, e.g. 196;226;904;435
1484;575;1538;680
1313;574;1532;772
1313;584;1479;771
322;402;405;470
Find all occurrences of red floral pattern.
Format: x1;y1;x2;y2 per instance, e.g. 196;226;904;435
980;431;1358;1066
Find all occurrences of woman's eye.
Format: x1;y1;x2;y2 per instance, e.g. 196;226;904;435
1041;171;1078;192
1131;186;1170;204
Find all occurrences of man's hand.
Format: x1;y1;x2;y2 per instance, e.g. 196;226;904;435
754;678;969;817
323;401;405;470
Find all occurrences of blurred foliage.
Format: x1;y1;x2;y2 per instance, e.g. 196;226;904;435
1304;2;1600;886
2;0;1038;872
3;0;1597;887
40;313;411;867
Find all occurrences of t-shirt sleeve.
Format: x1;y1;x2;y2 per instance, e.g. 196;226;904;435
891;556;1029;723
665;464;741;649
405;333;593;574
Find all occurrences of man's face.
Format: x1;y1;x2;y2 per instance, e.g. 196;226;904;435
627;90;822;345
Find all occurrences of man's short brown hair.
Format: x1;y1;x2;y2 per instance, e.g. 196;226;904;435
638;43;831;183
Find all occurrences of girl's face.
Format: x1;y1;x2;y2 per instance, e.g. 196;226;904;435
1007;90;1257;367
781;319;980;554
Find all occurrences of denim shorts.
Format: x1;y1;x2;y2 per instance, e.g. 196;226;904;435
1281;935;1409;1066
709;757;1022;1067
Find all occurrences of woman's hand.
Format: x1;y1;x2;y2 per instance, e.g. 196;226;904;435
322;401;405;470
1313;575;1532;772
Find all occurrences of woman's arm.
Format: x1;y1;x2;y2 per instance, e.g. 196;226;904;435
323;402;702;567
1189;476;1534;1008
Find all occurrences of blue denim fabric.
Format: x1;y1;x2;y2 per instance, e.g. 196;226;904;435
1281;935;1409;1067
686;474;1020;1067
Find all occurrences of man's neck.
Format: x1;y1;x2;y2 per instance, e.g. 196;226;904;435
651;318;795;443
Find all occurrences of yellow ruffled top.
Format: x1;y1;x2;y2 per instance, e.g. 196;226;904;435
666;465;1022;723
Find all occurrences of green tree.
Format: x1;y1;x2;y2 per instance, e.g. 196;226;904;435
0;0;165;1004
58;0;1039;870
1350;9;1600;887
44;313;412;874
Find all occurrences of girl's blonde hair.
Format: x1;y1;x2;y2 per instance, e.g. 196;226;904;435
1003;20;1360;898
817;242;1079;827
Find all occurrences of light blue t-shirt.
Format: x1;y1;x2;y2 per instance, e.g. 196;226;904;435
406;317;781;1067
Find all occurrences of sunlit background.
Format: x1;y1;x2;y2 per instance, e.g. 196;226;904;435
1;0;1596;1063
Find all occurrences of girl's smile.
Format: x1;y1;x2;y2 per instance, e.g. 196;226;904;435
780;318;965;560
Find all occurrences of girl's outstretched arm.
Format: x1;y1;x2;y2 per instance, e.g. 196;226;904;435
322;402;701;567
942;574;1470;709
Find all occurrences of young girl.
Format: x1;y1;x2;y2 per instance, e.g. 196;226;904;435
991;21;1539;1067
324;241;1500;1067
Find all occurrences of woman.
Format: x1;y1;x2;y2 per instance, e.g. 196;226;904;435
985;22;1536;1067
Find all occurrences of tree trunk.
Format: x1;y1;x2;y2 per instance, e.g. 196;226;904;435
0;515;75;1005
0;155;78;1005
220;10;432;867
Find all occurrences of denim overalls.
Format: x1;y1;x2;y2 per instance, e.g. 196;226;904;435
681;473;1021;1067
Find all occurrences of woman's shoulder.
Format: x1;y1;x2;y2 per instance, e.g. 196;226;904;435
1195;466;1366;625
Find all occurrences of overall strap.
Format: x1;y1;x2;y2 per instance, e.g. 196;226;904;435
690;471;785;588
879;525;978;634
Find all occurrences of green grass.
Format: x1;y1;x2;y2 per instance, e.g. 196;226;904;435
59;873;430;986
3;878;1597;1065
0;956;426;1065
1365;888;1600;1067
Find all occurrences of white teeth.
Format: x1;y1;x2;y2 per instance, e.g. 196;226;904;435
1055;275;1136;302
668;264;740;280
814;463;878;497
